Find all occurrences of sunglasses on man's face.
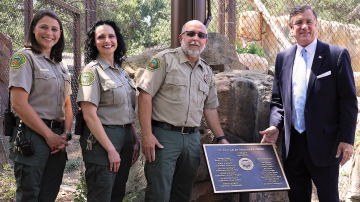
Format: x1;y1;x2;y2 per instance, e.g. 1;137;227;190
182;31;208;39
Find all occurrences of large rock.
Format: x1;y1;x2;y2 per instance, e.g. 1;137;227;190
122;49;165;78
0;33;12;166
201;33;247;71
346;142;360;202
238;53;270;71
191;70;279;201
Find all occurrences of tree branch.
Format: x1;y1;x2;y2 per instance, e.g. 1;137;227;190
347;3;360;21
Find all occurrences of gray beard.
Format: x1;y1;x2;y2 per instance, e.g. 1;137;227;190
181;42;204;58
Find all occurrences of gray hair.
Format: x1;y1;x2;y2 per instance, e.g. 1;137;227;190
289;5;318;26
181;20;207;34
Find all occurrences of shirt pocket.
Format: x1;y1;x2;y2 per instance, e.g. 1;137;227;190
62;74;71;96
100;79;125;105
162;76;188;101
197;82;209;108
34;70;57;94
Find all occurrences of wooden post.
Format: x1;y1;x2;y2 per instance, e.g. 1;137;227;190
225;0;236;44
217;0;225;35
24;0;33;37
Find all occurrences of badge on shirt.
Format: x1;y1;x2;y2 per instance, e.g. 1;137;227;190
79;71;95;86
10;53;26;68
146;57;161;72
204;74;209;84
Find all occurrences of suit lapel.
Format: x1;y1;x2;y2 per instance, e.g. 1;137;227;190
306;40;325;101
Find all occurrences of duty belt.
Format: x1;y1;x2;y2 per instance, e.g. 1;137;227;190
15;118;63;130
151;120;198;134
42;119;63;129
103;124;131;129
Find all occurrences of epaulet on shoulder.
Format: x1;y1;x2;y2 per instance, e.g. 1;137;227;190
156;48;177;57
200;58;209;66
83;60;100;71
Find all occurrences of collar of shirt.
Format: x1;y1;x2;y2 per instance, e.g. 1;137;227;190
296;38;317;60
177;47;205;71
96;54;115;70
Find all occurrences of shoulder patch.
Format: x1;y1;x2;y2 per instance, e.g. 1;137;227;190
10;53;26;68
146;57;161;72
79;71;95;86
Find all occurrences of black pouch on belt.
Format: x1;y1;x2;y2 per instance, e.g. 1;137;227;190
75;109;85;136
15;120;35;157
3;91;15;136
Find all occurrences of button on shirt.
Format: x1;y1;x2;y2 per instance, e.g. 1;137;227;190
76;55;136;125
291;39;317;126
9;48;72;122
136;47;219;127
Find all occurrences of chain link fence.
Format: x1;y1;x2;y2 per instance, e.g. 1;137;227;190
0;0;359;201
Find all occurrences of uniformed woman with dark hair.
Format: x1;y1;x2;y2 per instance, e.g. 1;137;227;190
76;20;140;201
8;9;72;201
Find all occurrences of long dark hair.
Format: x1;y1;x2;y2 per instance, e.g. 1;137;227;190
24;9;65;63
84;20;126;66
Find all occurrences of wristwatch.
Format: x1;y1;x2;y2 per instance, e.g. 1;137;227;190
63;131;72;141
216;135;226;143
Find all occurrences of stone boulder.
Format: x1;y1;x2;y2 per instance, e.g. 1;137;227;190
191;70;281;201
122;49;165;78
238;53;270;71
201;33;247;71
346;142;360;202
354;72;360;96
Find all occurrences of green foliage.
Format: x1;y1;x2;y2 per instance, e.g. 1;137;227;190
236;42;265;57
64;158;81;172
123;191;145;202
0;164;16;199
73;174;87;202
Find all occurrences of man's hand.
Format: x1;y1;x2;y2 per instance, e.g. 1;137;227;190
336;142;353;166
218;138;229;144
259;126;279;144
142;132;164;163
45;132;68;153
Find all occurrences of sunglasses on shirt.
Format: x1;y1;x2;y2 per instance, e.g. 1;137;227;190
181;31;208;39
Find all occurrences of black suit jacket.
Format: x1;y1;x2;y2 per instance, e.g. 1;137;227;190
270;40;358;167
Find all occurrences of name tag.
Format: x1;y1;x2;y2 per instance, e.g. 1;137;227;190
40;69;49;71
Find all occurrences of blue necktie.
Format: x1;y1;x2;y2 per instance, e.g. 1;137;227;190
294;48;307;133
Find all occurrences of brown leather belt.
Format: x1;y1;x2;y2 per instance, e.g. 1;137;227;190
151;120;198;134
103;124;131;129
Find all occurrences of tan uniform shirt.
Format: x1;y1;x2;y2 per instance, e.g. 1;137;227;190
76;55;136;125
137;47;218;127
9;48;72;122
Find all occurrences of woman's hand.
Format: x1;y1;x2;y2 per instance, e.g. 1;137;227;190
131;140;140;167
108;149;121;173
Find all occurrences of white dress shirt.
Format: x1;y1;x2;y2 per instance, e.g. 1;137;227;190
291;39;317;126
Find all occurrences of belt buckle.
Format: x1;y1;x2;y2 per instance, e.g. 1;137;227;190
50;120;54;129
181;127;188;135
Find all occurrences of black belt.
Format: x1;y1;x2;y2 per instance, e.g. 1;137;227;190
42;119;64;129
15;118;63;130
103;124;131;129
151;120;198;134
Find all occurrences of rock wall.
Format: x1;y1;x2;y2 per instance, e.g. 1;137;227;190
237;11;360;73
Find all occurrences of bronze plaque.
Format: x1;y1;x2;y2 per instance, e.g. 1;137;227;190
203;143;290;193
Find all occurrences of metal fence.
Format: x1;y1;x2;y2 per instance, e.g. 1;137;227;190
0;0;359;201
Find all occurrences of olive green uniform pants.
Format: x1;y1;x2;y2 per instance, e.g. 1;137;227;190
80;125;134;202
9;121;66;202
145;126;201;202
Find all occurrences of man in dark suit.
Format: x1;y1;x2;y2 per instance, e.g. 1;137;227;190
259;5;358;202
